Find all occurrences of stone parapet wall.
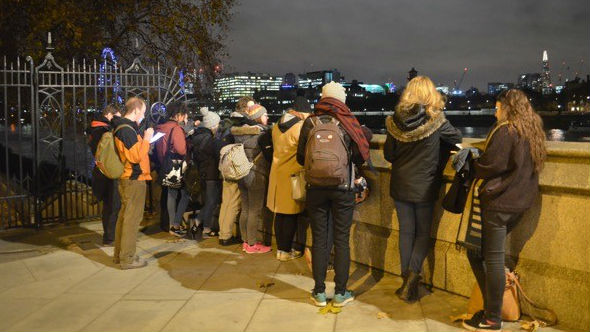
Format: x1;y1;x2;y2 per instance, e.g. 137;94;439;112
351;135;590;330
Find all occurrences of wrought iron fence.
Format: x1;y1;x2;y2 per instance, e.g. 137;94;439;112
0;35;187;229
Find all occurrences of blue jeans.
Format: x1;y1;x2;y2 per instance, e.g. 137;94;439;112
198;180;222;230
167;187;190;228
394;200;434;274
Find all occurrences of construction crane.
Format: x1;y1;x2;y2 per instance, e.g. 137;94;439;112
451;67;469;95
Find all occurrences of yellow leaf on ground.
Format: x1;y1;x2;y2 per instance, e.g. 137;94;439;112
256;281;275;289
520;320;542;332
376;312;390;319
449;313;471;322
318;303;342;315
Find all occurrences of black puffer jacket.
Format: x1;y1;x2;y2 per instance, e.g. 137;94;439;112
384;105;462;202
191;127;225;180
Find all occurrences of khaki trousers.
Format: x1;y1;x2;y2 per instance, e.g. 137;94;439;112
114;179;146;264
218;180;241;240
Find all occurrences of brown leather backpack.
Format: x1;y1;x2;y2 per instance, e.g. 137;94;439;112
304;116;350;187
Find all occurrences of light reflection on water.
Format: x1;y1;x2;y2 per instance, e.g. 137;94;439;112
548;129;565;141
458;127;590;142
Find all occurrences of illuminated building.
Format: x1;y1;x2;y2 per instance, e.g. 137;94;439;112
518;73;542;91
488;82;515;95
541;50;553;95
298;69;343;88
213;73;282;103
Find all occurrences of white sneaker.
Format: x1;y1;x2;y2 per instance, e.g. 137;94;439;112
277;249;298;262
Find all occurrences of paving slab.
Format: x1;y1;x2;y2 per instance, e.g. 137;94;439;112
246;297;336;332
124;270;198;300
335;289;428;332
66;263;157;295
4;293;120;332
80;299;185;332
0;260;36;293
0;297;52;331
162;291;264;332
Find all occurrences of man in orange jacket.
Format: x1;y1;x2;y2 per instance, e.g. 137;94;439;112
113;97;153;269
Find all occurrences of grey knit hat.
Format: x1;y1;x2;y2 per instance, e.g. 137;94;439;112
244;104;267;120
200;107;220;129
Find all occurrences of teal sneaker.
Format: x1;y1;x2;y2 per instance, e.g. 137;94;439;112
310;291;327;307
333;290;355;307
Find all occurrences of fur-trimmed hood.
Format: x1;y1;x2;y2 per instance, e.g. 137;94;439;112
230;124;265;136
386;105;446;142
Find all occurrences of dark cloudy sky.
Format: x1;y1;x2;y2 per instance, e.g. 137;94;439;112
223;0;589;90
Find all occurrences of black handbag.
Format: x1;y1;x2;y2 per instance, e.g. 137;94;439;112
443;169;472;213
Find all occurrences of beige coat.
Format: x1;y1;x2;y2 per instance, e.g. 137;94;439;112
266;113;309;214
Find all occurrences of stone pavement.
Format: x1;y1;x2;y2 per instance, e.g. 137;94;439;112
0;221;575;332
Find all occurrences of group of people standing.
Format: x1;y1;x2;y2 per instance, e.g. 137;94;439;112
88;75;545;331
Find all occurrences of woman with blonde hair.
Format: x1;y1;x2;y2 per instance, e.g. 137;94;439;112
384;76;462;303
463;89;546;331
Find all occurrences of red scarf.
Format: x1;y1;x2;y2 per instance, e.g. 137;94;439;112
313;97;370;162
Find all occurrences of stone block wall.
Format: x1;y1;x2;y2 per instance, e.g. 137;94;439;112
351;136;590;330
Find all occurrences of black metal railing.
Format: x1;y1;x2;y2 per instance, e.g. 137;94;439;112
0;34;187;229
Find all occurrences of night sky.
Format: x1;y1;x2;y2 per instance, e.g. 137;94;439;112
223;0;589;90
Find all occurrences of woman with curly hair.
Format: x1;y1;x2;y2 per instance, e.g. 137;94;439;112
463;89;546;331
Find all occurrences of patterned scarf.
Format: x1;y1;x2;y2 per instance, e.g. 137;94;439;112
313;97;370;162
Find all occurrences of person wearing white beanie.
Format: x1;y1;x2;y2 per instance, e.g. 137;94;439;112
321;81;346;103
200;107;221;129
189;107;224;239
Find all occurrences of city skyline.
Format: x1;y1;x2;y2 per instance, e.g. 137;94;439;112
222;0;589;90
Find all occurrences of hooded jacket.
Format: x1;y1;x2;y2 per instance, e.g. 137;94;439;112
191;127;225;180
230;124;271;177
218;112;256;144
267;112;309;214
87;114;114;200
88;115;112;156
384;105;462;202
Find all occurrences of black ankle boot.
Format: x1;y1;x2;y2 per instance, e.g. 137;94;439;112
399;270;421;303
396;271;409;296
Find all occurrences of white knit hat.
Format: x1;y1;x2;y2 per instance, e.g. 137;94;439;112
200;107;220;129
321;81;346;103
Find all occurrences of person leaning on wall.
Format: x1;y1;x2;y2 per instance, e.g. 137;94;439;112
383;76;462;303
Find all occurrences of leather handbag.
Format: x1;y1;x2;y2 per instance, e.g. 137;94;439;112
468;269;521;321
443;169;471;213
290;170;306;202
468;269;558;326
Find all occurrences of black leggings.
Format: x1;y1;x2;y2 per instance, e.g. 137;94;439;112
274;213;299;252
467;209;522;323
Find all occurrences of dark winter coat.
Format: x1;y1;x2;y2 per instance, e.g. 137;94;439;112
218;112;257;144
191;127;225;181
384;105;462;203
474;124;539;213
88;115;113;200
231;124;271;177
